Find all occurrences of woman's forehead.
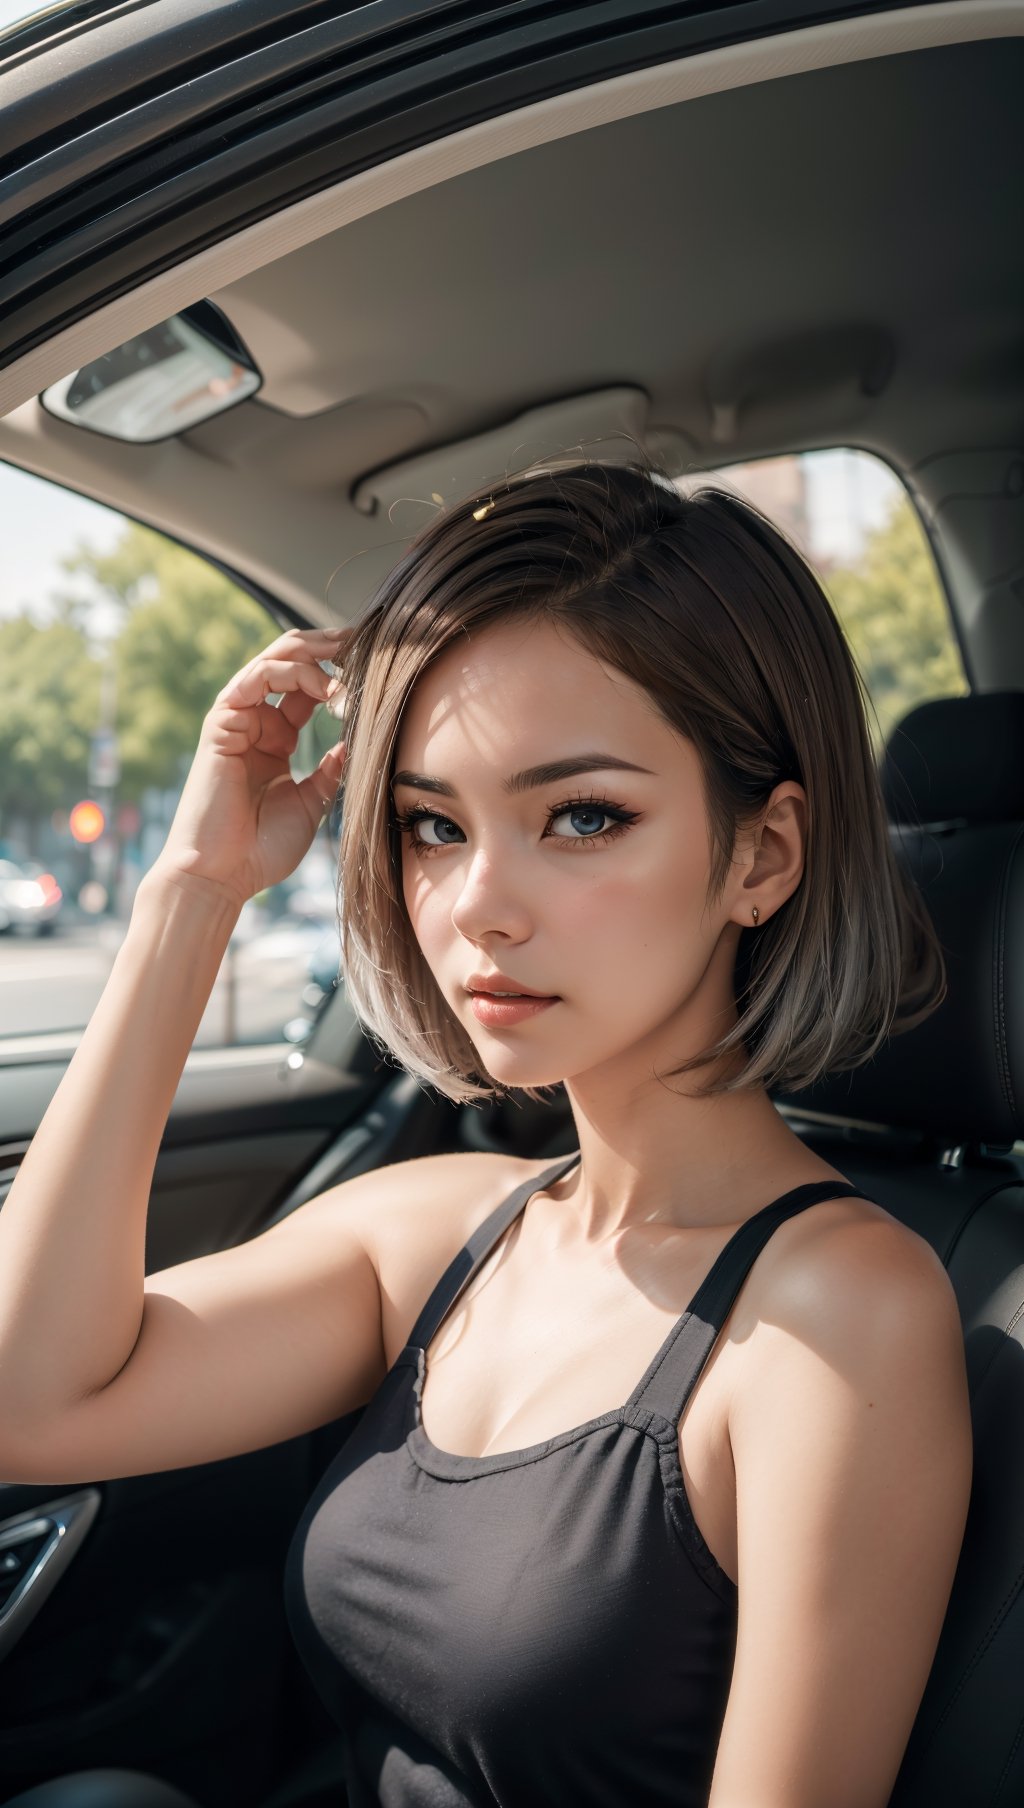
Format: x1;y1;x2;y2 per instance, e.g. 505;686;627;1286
396;619;649;742
392;627;691;781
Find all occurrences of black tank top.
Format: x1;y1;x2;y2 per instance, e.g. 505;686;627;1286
284;1154;872;1807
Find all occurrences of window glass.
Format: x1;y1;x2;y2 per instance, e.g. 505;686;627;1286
0;0;58;28
685;448;968;755
0;1;151;53
0;464;342;1052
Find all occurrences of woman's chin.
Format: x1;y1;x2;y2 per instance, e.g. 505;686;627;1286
469;1040;571;1092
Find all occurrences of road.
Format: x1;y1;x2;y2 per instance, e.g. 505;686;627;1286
0;918;332;1048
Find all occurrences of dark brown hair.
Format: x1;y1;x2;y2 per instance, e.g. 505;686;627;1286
333;456;945;1105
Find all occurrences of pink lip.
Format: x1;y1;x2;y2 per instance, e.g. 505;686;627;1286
466;971;554;998
469;994;559;1027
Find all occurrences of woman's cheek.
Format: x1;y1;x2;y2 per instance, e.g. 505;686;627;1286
552;882;626;952
553;865;656;944
402;860;444;950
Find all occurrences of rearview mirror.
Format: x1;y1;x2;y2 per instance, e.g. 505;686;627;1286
39;301;261;443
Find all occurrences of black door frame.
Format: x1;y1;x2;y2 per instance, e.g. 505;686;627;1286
0;0;935;376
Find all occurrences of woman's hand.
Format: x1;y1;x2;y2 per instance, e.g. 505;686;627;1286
145;625;351;910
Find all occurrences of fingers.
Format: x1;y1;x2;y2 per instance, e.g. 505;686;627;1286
217;625;353;712
266;625;354;680
250;698;300;758
219;656;334;711
296;741;348;827
267;624;353;659
275;687;320;730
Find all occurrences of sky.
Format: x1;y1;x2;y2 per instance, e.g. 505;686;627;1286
0;0;70;24
0;463;125;623
0;1;119;26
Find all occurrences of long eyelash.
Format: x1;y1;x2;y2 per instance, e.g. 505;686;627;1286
391;804;445;834
390;794;640;857
546;792;639;851
389;804;459;859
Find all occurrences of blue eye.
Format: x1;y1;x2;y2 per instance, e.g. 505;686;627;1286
391;795;640;857
417;815;463;846
393;808;464;847
549;805;615;839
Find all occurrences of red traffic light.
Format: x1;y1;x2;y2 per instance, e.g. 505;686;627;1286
69;800;106;845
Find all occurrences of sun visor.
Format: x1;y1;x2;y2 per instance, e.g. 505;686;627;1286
349;387;694;527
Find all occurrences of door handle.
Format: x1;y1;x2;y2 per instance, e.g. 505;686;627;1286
0;1487;101;1662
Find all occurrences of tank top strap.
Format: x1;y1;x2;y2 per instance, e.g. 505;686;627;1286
628;1180;871;1428
408;1151;583;1353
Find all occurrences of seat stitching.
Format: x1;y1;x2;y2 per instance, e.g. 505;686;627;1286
968;1302;1024;1409
942;1182;1015;1271
991;1700;1024;1806
941;1182;1024;1401
991;825;1024;1120
920;1562;1024;1738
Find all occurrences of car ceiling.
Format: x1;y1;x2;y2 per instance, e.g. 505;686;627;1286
0;25;1021;644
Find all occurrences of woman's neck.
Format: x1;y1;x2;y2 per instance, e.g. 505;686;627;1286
555;1069;830;1240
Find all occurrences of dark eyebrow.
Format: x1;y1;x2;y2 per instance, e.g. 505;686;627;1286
391;754;655;798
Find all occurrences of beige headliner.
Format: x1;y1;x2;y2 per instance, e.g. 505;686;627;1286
0;0;1020;623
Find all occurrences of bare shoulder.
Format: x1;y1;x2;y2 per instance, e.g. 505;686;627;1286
711;1195;971;1807
730;1187;968;1440
744;1189;962;1352
348;1148;556;1366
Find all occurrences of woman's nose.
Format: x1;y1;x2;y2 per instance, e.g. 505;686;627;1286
449;845;533;944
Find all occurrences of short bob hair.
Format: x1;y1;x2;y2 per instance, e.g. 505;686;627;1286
331;455;945;1107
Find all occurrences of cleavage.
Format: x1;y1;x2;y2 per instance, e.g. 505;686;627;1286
418;1210;728;1462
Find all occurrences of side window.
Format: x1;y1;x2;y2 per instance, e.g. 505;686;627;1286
0;464;342;1052
689;448;969;754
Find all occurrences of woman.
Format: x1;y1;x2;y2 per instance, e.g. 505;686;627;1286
0;460;972;1808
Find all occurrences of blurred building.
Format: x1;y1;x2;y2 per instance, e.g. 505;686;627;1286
706;456;812;559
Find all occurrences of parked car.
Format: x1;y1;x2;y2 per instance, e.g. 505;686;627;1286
0;2;1019;1806
304;926;342;1012
0;860;63;936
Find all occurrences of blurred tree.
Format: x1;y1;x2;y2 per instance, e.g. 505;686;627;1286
824;497;968;756
0;616;101;831
61;524;274;800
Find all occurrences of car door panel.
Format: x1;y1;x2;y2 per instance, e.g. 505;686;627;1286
0;1451;306;1803
0;1032;459;1803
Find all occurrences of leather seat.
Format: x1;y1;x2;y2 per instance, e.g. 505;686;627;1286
0;1773;202;1806
773;690;1024;1807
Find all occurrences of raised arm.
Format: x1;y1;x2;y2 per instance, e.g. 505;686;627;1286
0;626;351;1469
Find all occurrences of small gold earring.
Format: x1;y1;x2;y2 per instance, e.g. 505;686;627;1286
752;907;760;925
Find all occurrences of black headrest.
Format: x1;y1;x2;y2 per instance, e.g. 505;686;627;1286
775;693;1024;1150
881;692;1024;826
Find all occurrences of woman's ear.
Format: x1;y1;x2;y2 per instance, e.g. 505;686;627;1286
732;782;807;928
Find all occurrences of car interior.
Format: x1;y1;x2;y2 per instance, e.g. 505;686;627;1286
0;1;1022;1803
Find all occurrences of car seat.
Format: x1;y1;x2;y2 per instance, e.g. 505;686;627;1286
0;1777;199;1807
0;1728;349;1808
774;690;1024;1806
